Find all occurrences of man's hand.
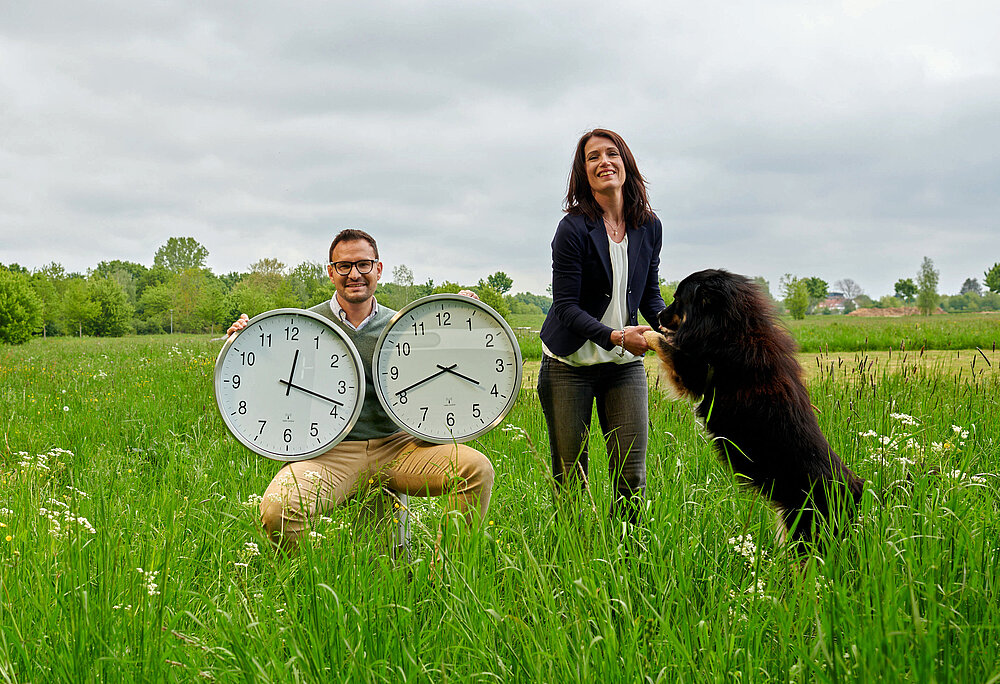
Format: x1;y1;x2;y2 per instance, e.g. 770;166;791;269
226;314;249;341
458;289;480;300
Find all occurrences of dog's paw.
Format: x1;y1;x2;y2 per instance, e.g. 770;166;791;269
642;329;664;349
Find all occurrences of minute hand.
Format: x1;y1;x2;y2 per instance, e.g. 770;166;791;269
438;364;480;386
395;364;457;396
278;379;345;406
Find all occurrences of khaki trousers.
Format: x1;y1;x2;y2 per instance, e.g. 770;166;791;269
259;430;494;548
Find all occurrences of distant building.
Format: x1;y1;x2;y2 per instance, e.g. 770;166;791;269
815;291;847;313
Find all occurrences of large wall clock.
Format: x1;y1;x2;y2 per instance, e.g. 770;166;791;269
372;294;523;443
214;308;365;461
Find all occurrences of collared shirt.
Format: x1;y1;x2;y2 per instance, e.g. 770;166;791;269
331;294;380;331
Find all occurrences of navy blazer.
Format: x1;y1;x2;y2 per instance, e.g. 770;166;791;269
540;212;666;357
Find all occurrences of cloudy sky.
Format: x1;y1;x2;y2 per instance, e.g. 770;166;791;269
2;0;998;299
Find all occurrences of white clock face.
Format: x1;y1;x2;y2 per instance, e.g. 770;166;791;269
214;309;365;461
373;294;523;443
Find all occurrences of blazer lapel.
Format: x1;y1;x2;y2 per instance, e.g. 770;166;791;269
588;218;613;284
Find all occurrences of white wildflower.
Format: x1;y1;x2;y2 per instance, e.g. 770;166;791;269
891;413;919;426
137;568;160;596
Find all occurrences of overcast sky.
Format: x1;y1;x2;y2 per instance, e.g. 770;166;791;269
2;0;998;299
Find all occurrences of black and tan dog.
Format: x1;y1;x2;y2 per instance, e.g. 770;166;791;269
644;269;864;548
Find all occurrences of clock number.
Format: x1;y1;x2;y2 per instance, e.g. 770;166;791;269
390;366;399;380
257;420;266;435
446;412;455;428
231;374;241;389
240;351;255;366
238;400;247;415
436;312;451;326
285;326;299;341
314;335;320;350
330;354;339;368
259;333;271;347
399;390;408;404
283;428;292;443
490;384;499;397
338;380;347;394
472;403;481;419
420;407;428;421
485;334;495;348
310;422;319;437
396;342;411;357
466;317;473;331
411;322;425;336
330;405;339;418
496;359;505;373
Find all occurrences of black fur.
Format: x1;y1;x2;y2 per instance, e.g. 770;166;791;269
645;269;864;548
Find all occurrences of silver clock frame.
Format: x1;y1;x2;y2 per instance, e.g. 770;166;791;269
213;307;366;461
372;293;523;444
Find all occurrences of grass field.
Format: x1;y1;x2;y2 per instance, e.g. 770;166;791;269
510;312;1000;360
2;333;999;681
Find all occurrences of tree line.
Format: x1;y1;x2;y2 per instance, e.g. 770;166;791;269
774;258;1000;320
0;237;552;345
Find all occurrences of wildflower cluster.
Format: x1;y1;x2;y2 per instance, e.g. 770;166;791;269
39;498;96;540
137;567;160;596
858;415;989;486
726;533;775;620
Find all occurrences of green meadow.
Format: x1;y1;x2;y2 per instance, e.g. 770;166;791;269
1;326;999;681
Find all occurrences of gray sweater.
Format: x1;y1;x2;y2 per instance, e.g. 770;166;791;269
308;299;401;441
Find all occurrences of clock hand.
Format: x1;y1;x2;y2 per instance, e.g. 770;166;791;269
278;379;345;406
437;364;480;387
285;349;300;396
395;364;457;396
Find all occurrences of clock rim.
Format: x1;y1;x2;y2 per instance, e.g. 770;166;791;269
372;293;523;444
213;307;366;462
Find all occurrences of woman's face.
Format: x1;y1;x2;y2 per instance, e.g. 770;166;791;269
584;135;626;195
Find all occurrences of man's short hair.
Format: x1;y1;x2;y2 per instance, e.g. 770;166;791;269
329;229;379;261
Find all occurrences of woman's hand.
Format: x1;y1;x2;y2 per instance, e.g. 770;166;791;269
226;313;249;341
622;325;652;355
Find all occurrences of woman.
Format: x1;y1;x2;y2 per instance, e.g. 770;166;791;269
538;128;665;523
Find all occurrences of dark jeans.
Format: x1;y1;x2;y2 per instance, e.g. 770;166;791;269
537;355;648;521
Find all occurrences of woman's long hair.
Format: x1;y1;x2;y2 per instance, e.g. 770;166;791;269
564;128;654;229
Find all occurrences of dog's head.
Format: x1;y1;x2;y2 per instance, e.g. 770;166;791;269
655;269;773;360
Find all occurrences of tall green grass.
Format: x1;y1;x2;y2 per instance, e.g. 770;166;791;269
1;335;999;681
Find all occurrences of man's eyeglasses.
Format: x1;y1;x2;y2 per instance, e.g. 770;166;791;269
327;260;377;276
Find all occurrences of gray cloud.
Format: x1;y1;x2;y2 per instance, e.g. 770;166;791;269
2;0;998;299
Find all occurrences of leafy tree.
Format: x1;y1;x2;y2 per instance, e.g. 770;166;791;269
473;281;511;319
877;295;904;309
60;278;98;337
509;292;553;314
85;277;133;336
486;271;513;295
780;274;809;320
0;268;43;344
153;237;209;273
916;257;940;316
432;281;463;295
802;277;828;312
894;278;917;302
984;263;1000;294
959;278;982;296
287;261;328;307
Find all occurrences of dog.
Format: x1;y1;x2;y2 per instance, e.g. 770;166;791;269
643;269;864;549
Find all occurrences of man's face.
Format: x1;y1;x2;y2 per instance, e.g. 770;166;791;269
327;239;382;305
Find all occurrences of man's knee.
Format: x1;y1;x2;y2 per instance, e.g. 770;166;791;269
457;447;494;491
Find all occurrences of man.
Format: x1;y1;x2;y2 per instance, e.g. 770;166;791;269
227;229;495;550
